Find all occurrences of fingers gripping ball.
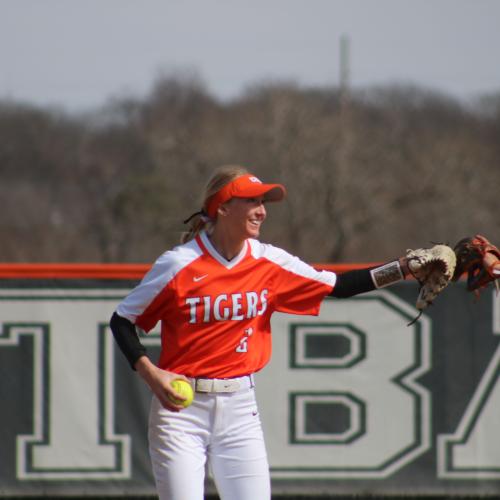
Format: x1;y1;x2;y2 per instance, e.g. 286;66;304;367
406;244;457;312
168;379;194;408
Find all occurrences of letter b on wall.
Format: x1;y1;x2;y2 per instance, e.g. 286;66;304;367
257;291;431;479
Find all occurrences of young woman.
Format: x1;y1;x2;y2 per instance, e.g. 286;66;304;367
110;165;412;500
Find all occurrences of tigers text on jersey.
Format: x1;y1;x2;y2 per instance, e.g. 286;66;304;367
116;231;337;378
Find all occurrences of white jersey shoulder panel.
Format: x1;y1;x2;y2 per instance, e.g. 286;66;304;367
248;239;337;288
116;238;203;322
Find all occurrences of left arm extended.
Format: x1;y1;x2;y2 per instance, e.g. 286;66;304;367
330;258;410;298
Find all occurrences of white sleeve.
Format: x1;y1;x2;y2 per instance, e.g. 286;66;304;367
116;240;202;323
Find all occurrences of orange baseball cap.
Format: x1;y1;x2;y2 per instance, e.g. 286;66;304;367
205;174;286;219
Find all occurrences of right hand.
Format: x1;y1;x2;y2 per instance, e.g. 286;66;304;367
135;356;190;412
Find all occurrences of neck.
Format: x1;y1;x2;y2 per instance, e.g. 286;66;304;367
208;226;246;261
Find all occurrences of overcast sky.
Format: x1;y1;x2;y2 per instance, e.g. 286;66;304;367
1;0;499;111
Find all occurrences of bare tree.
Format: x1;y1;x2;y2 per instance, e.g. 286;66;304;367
1;77;499;264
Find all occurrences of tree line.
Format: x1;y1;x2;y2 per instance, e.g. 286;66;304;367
1;75;499;264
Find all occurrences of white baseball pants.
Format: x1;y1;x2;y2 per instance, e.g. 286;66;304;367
148;381;270;500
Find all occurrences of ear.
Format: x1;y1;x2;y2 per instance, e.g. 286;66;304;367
217;202;230;217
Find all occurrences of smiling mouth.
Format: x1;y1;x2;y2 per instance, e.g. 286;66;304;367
249;219;262;228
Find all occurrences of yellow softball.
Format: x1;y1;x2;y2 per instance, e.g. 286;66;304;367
168;379;194;408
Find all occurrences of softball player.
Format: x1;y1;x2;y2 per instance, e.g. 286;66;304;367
110;165;411;500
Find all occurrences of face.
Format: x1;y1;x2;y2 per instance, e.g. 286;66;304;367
218;196;267;240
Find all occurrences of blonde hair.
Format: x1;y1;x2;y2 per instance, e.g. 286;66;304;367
181;165;249;243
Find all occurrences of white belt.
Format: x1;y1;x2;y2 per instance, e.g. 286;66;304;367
190;375;254;393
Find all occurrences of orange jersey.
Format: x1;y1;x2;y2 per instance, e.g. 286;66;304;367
116;232;337;378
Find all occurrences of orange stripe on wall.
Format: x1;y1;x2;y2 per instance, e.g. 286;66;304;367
0;262;378;280
0;263;151;280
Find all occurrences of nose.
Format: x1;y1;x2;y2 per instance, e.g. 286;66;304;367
256;201;266;218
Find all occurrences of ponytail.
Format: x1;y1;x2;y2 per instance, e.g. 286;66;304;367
180;211;212;244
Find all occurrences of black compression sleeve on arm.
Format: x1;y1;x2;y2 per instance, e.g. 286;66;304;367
110;312;147;370
329;267;376;298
